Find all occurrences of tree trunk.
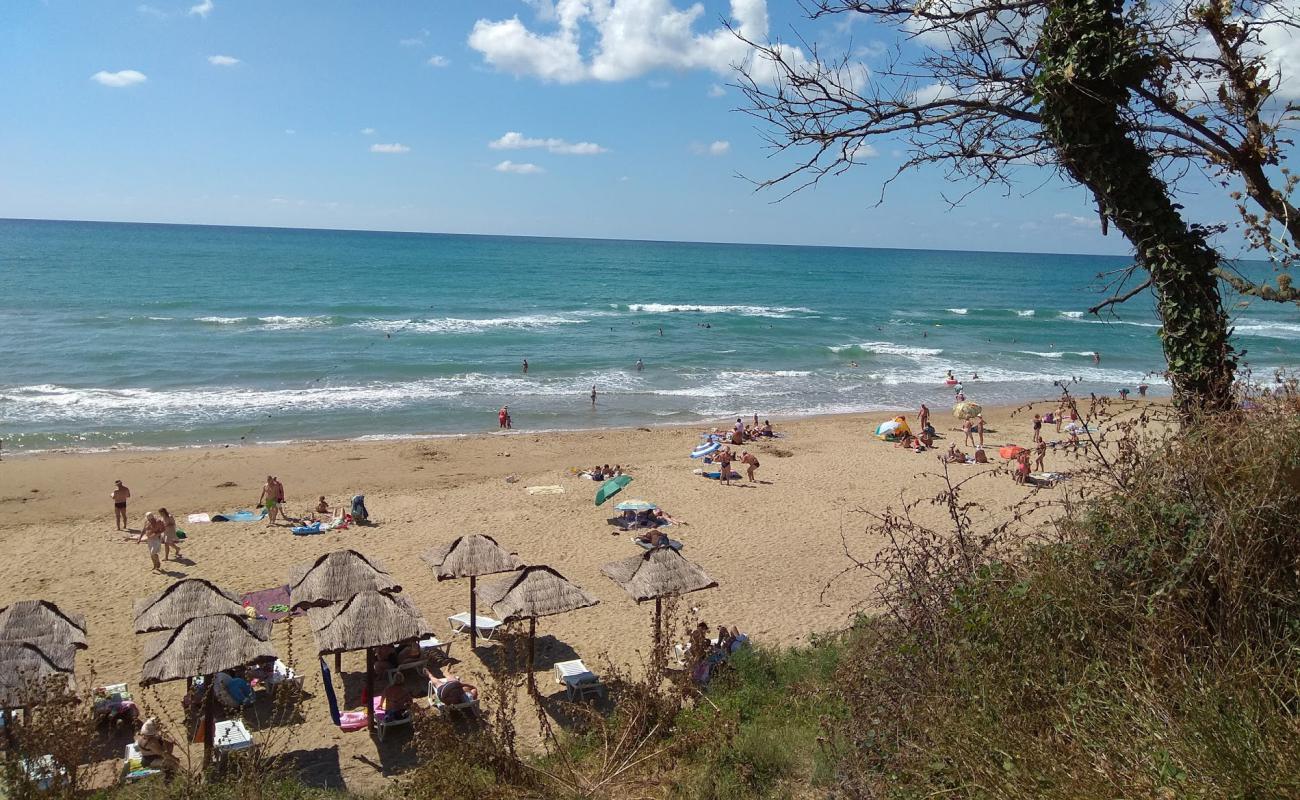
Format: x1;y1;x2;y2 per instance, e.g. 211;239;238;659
1037;0;1236;415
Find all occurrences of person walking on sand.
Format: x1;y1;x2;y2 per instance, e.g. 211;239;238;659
137;512;165;572
1034;440;1047;472
158;507;182;562
962;418;975;447
590;385;597;407
1032;413;1043;444
741;451;761;483
716;447;734;485
976;415;985;447
918;404;930;433
112;480;131;531
258;476;280;526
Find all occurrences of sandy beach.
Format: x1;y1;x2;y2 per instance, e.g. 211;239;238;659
0;402;1086;791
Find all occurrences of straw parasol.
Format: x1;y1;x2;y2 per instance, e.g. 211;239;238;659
0;641;76;711
478;565;599;695
133;578;245;633
422;534;522;648
140;613;275;765
601;546;718;654
287;550;401;611
305;591;433;730
0;600;88;654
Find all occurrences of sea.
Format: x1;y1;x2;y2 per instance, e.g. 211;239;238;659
2;218;1298;453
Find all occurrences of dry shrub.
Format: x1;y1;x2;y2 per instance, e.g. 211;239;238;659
825;386;1300;798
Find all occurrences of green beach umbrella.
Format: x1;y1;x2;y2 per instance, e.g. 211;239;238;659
595;475;633;507
614;499;658;512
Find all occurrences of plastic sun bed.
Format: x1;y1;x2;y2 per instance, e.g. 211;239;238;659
554;659;605;702
427;683;480;716
634;537;683;551
447;612;504;640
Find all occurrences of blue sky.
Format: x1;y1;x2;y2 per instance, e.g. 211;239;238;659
0;0;1239;254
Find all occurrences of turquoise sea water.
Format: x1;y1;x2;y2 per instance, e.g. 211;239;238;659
1;218;1297;452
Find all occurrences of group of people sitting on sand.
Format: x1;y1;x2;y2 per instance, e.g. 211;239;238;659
686;621;749;685
585;464;625;481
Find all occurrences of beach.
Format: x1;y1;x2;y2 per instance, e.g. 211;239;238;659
0;401;1091;791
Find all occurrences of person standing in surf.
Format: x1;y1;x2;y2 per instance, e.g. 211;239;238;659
590;385;597;407
522;359;528;374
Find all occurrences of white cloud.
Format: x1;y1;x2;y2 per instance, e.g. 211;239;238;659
427;54;451;67
361;127;376;135
400;29;430;46
207;55;240;66
489;131;606;155
284;129;295;135
370;143;411;154
467;0;819;84
848;143;879;161
189;0;213;18
137;4;167;18
91;69;147;88
692;140;730;156
708;83;726;97
1054;212;1099;229
494;160;545;174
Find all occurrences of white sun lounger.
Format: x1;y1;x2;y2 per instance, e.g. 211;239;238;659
553;659;605;702
448;612;503;640
387;636;453;683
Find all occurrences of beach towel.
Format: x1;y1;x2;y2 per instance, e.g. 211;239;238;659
320;659;341;726
211;509;266;523
702;471;741;480
291;522;324;536
186;513;211;524
525;485;565;495
239;585;301;623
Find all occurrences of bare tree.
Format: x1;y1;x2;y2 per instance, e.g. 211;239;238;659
736;0;1300;413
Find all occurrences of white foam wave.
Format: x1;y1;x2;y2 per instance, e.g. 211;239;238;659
1021;351;1065;358
1233;319;1300;339
196;316;247;324
258;315;332;330
626;303;815;318
355;314;587;334
829;341;944;358
1015;309;1036;317
1059;311;1085;318
947;308;968;315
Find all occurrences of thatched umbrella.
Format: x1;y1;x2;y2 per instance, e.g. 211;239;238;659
601;546;718;655
133;578;245;633
478;565;599;695
140;614;275;765
305;591;433;731
287;550;400;610
422;534;522;648
0;600;88;655
0;641;76;712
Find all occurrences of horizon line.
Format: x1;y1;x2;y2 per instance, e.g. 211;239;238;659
0;216;1133;261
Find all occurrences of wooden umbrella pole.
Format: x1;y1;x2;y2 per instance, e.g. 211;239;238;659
202;676;215;768
365;647;375;732
528;617;537;697
469;576;478;650
654;598;663;663
334;652;341;672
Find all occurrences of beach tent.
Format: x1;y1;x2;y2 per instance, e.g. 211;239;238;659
422;534;523;649
601;547;718;662
477;566;599;696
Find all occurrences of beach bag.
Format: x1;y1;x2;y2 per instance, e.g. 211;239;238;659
350;495;369;523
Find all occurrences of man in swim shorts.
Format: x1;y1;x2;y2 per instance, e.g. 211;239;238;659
740;451;760;483
258;476;280;525
112;480;131;531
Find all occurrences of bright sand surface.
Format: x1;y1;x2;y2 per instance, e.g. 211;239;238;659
0;401;1096;791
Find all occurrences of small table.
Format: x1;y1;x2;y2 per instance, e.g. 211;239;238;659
213;719;255;754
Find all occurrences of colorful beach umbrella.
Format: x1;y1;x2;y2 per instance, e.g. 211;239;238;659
690;441;721;459
614;499;658;512
874;420;902;436
953;401;983;419
595;475;632;506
